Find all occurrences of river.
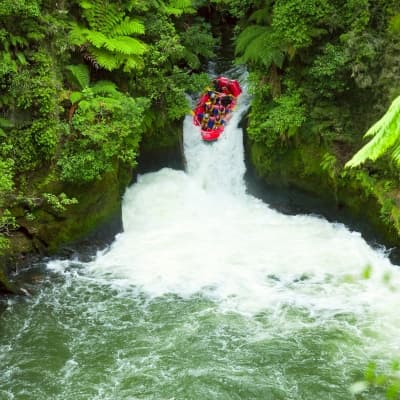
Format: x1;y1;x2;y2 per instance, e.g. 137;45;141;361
1;81;399;399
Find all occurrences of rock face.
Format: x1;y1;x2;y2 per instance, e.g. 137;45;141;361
0;164;132;294
245;136;400;261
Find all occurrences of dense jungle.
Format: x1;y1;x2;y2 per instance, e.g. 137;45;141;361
1;0;400;398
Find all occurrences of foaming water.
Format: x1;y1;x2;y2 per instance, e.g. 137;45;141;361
2;79;400;399
88;84;400;323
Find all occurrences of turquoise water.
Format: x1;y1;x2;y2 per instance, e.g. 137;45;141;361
0;266;394;399
1;86;399;399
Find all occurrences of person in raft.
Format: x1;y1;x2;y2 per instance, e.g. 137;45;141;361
201;113;210;129
207;116;216;130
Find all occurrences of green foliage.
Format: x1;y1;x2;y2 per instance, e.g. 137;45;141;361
264;91;306;138
235;25;285;68
351;361;400;399
232;0;400;177
346;96;400;168
0;209;18;236
0;0;41;17
58;87;149;182
130;5;216;132
0;117;13;137
234;1;286;79
43;193;78;213
209;0;260;19
0;208;18;252
389;13;400;33
247;80;306;143
66;64;90;89
164;0;195;16
308;43;349;96
271;0;333;49
180;23;217;69
320;152;340;181
0;0;218;257
0;159;14;204
69;0;148;71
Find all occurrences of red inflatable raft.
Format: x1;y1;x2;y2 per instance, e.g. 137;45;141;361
193;76;242;142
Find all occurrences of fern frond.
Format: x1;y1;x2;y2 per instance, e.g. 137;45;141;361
123;55;144;71
249;1;273;24
66;64;90;89
166;0;195;14
90;48;120;71
236;25;283;68
78;100;91;111
266;49;285;68
346;96;400;167
103;36;147;55
91;80;118;95
94;96;122;110
86;31;108;48
235;25;268;55
16;52;27;65
390;143;400;165
85;1;122;33
240;38;268;65
79;0;94;9
163;6;183;16
72;0;147;71
70;91;83;104
110;18;145;36
181;49;200;69
69;24;91;46
169;0;193;7
364;96;400;138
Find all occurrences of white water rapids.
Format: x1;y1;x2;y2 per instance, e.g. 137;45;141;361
79;82;400;351
3;79;400;400
85;82;400;324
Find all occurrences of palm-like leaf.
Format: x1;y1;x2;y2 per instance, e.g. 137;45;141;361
91;80;118;95
79;0;122;33
71;0;147;71
70;91;83;104
66;64;90;89
165;0;195;15
103;36;147;55
236;25;284;68
69;24;89;46
249;1;273;24
85;31;108;48
111;18;145;36
122;55;144;71
346;96;400;167
89;48;120;71
236;25;267;56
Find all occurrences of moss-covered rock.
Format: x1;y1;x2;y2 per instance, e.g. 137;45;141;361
0;162;133;294
138;120;185;173
245;135;400;251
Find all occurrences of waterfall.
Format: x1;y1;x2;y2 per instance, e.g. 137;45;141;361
183;80;250;196
3;74;400;400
